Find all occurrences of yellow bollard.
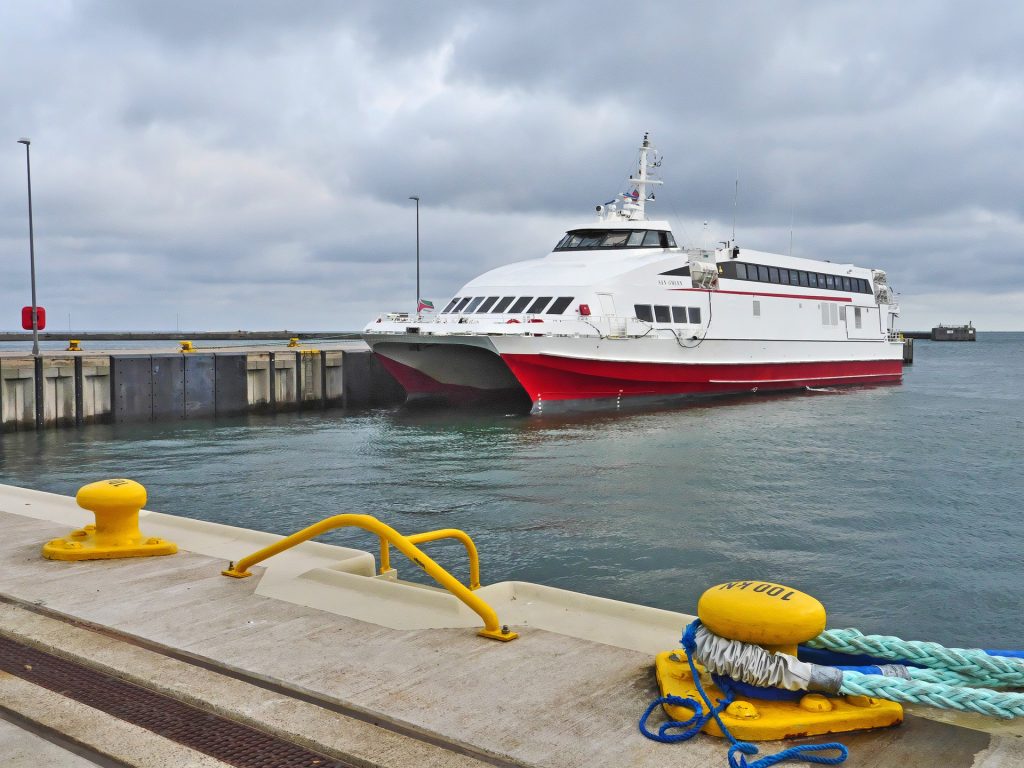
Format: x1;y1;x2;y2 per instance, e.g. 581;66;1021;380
654;581;902;740
66;339;81;351
287;337;301;347
179;340;194;353
42;479;177;561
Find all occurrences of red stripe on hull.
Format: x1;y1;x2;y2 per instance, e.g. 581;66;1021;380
671;287;853;302
374;353;525;404
500;354;903;402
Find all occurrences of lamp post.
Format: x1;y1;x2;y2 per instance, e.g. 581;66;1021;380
17;138;39;357
409;195;420;314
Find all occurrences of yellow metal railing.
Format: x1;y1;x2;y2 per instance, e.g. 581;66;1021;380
382;528;481;590
221;514;516;641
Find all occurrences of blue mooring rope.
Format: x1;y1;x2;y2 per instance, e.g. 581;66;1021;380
639;620;849;768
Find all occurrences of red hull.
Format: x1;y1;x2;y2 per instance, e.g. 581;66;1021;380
375;349;902;407
501;355;903;402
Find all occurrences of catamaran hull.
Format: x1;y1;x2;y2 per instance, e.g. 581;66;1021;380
368;336;903;413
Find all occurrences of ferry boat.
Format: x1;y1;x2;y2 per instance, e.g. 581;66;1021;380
363;134;903;413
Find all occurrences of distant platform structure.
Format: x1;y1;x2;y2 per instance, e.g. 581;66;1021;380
930;323;976;341
901;323;977;342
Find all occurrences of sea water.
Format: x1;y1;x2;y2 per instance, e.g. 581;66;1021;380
1;333;1021;649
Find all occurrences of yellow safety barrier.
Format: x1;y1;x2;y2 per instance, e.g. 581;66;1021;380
222;514;516;641
42;479;177;561
382;528;482;590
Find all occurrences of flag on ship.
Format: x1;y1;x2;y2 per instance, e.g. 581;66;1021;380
417;299;435;313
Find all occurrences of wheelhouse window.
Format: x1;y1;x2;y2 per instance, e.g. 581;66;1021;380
493;297;515;313
735;263;747;280
527;296;552;313
509;296;532;313
454;297;472;312
807;273;818;288
464;297;484;313
476;296;499;313
757;265;770;282
546;296;574;314
635;304;654;322
441;298;460;313
768;267;779;283
654;305;671;323
554;229;677;250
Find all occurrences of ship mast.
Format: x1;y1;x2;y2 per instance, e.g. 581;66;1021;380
621;132;663;221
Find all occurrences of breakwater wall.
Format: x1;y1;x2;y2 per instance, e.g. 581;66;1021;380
0;348;404;431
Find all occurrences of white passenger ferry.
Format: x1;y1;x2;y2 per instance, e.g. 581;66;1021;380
363;134;903;413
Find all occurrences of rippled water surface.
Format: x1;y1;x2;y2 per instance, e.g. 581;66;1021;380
2;333;1021;648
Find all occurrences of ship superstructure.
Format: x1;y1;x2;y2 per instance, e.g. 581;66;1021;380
363;135;902;412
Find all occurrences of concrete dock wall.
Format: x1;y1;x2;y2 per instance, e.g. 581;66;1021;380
1;349;402;432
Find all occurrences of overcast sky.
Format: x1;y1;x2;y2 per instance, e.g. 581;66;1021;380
2;1;1022;332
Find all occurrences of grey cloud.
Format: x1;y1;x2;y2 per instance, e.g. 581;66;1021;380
1;1;1022;332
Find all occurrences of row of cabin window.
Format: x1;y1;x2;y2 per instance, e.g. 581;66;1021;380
719;261;872;294
441;295;575;316
554;229;677;250
635;304;702;325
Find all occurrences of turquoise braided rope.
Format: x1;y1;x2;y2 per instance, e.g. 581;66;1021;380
839;671;1024;719
809;628;1024;689
906;666;1020;689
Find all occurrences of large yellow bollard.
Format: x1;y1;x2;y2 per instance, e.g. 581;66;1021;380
42;479;177;561
655;580;903;740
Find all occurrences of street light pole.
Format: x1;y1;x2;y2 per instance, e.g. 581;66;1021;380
409;196;420;314
17;138;39;357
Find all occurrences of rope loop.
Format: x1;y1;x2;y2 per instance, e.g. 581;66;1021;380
638;694;706;742
639;620;850;768
729;742;849;768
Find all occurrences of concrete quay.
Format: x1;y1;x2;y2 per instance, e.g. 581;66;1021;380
1;483;1022;767
0;341;404;432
